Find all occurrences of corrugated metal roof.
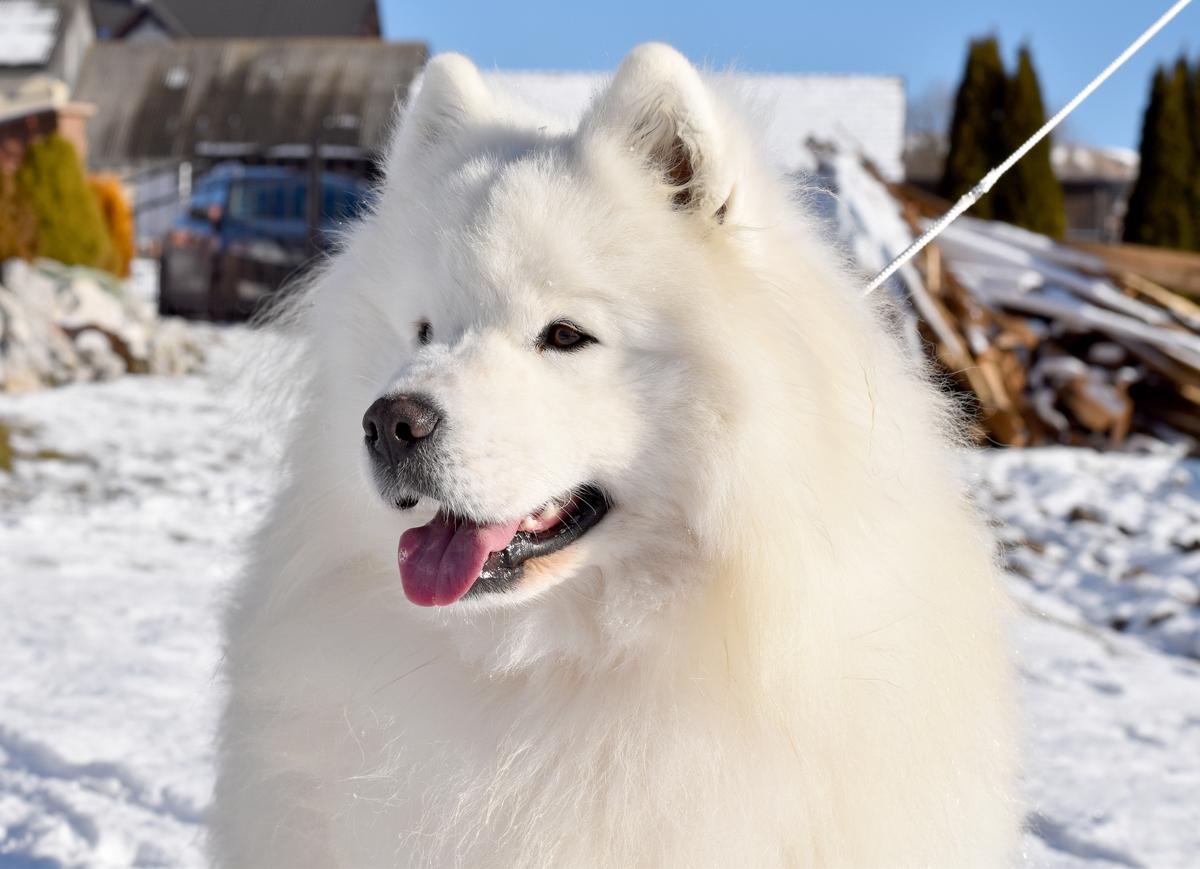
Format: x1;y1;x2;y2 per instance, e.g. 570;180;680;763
120;0;380;39
89;0;133;37
483;70;908;181
74;38;428;167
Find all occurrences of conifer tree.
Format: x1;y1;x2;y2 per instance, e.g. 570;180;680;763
940;37;1006;219
15;134;114;270
1124;60;1196;250
993;46;1065;238
1189;59;1200;251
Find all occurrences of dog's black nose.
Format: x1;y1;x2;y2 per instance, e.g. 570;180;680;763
362;394;442;463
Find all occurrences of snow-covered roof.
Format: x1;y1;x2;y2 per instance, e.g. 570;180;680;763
483;70;907;181
1051;144;1139;183
905;134;1140;185
0;0;61;67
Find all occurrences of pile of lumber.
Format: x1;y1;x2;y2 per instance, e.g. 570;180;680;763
826;153;1200;452
1075;242;1200;300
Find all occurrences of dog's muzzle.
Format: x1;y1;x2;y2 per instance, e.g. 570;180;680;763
362;394;443;500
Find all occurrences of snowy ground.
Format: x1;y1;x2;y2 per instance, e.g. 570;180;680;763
0;333;269;867
1;331;1198;867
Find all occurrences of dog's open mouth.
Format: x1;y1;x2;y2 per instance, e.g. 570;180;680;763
397;485;609;606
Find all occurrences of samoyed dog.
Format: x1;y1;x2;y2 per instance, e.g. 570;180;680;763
213;44;1015;867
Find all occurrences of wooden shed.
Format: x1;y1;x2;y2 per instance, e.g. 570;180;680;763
74;38;427;172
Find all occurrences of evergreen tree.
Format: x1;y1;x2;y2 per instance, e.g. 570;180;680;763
993;46;1066;238
15;134;115;271
1189;59;1200;251
1124;68;1168;245
940;37;1006;219
1124;60;1196;250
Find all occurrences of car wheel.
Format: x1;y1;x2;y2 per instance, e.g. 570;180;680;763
157;256;175;317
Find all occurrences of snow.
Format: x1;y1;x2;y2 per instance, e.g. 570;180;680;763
967;447;1200;659
0;333;273;866
2;330;1199;866
1103;148;1140;169
483;71;907;180
1015;614;1200;868
0;0;58;67
823;152;922;303
124;258;161;307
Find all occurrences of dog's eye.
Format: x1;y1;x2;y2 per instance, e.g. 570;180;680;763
416;320;432;346
539;321;596;353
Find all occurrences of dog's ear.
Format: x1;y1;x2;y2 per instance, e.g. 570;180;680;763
394;53;493;153
582;43;734;222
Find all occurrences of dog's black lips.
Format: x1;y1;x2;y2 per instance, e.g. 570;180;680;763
466;484;610;598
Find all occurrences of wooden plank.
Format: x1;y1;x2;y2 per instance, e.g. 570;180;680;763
1074;242;1200;298
1119;272;1200;329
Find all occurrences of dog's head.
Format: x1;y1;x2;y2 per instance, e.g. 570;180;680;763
341;45;770;610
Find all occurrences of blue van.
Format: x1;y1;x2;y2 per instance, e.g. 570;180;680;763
159;164;366;320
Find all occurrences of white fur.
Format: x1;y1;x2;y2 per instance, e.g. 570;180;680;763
212;44;1016;867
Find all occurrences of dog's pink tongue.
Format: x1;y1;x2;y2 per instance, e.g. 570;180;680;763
398;514;521;606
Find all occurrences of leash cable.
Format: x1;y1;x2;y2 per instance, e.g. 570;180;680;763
863;0;1196;296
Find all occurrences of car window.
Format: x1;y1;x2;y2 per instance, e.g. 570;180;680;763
221;175;364;224
229;178;307;221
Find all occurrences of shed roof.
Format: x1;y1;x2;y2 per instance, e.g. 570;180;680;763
160;0;378;37
95;0;380;40
88;1;132;37
74;38;427;167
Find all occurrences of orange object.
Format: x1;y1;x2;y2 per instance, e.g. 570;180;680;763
89;174;135;277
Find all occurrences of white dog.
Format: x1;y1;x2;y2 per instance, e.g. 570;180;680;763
212;44;1016;867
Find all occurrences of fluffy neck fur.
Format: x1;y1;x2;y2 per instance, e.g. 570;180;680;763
219;237;1013;867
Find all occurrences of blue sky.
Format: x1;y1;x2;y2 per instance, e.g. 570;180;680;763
380;0;1199;150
